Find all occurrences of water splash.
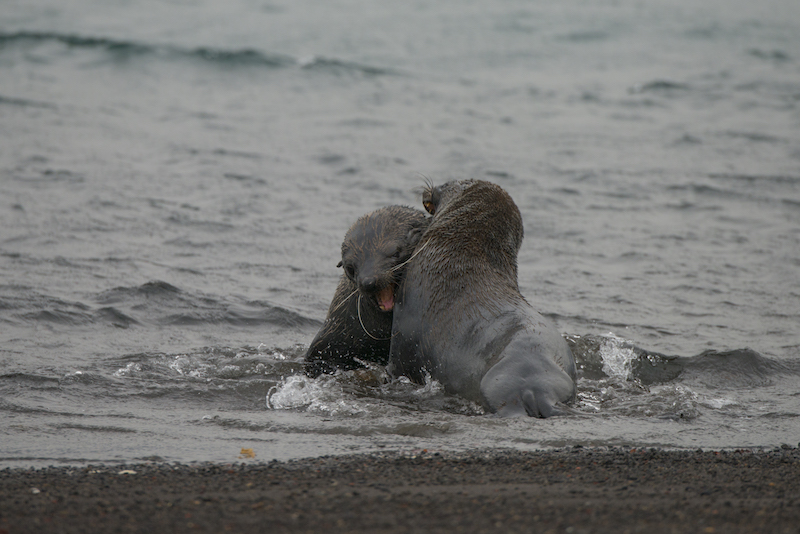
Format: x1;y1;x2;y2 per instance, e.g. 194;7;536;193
169;354;215;379
401;374;444;398
267;375;368;416
112;362;141;378
598;333;638;380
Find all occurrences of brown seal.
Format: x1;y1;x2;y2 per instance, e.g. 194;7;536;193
304;205;429;377
388;180;577;417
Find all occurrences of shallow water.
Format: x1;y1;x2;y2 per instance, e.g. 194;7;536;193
1;0;799;468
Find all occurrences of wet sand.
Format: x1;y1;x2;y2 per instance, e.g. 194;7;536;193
2;447;799;533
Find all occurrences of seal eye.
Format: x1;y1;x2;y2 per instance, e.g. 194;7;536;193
423;201;435;215
343;264;356;280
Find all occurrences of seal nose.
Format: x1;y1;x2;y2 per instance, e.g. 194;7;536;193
359;276;379;294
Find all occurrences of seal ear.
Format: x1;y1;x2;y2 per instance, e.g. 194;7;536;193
336;261;343;268
406;226;425;246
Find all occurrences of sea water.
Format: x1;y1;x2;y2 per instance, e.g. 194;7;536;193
1;0;799;467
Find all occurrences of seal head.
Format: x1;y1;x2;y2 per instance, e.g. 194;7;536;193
338;206;427;312
305;205;429;377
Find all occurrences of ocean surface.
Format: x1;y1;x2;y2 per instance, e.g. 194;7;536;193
1;0;799;468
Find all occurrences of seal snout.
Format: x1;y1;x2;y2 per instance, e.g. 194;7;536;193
357;274;396;312
358;275;380;294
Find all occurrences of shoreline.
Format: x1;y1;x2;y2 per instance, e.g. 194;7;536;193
2;447;798;533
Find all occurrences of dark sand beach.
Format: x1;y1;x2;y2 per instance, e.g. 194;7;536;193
2;447;799;533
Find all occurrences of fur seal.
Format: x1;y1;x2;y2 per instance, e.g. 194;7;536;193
305;205;429;377
387;180;577;417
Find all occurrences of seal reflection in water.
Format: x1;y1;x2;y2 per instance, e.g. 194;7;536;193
305;206;429;377
388;180;577;417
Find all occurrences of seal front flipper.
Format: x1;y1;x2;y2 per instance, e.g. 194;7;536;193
523;390;570;418
479;333;577;418
386;279;430;385
489;388;563;418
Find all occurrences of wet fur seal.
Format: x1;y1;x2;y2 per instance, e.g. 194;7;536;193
387;180;577;417
305;206;429;377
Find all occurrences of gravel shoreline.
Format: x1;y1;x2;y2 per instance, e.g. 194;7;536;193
2;447;799;533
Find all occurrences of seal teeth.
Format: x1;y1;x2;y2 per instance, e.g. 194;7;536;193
376;285;395;312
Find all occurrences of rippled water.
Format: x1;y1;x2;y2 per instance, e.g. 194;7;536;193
1;0;799;467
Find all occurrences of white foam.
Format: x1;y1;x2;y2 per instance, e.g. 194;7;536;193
267;375;367;416
256;344;288;360
598;332;638;380
411;374;444;398
700;395;738;410
168;355;213;380
113;362;142;378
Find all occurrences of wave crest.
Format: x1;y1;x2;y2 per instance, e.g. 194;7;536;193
0;31;393;75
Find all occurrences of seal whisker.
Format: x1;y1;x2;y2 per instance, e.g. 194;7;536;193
423;175;435;195
328;286;359;314
412;173;434;196
357;293;393;341
390;239;432;273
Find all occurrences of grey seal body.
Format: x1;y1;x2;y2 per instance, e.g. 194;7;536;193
388;180;577;417
305;205;429;377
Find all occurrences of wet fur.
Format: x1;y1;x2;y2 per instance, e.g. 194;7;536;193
305;206;429;377
388;180;577;417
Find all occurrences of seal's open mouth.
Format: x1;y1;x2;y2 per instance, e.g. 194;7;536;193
376;285;395;312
